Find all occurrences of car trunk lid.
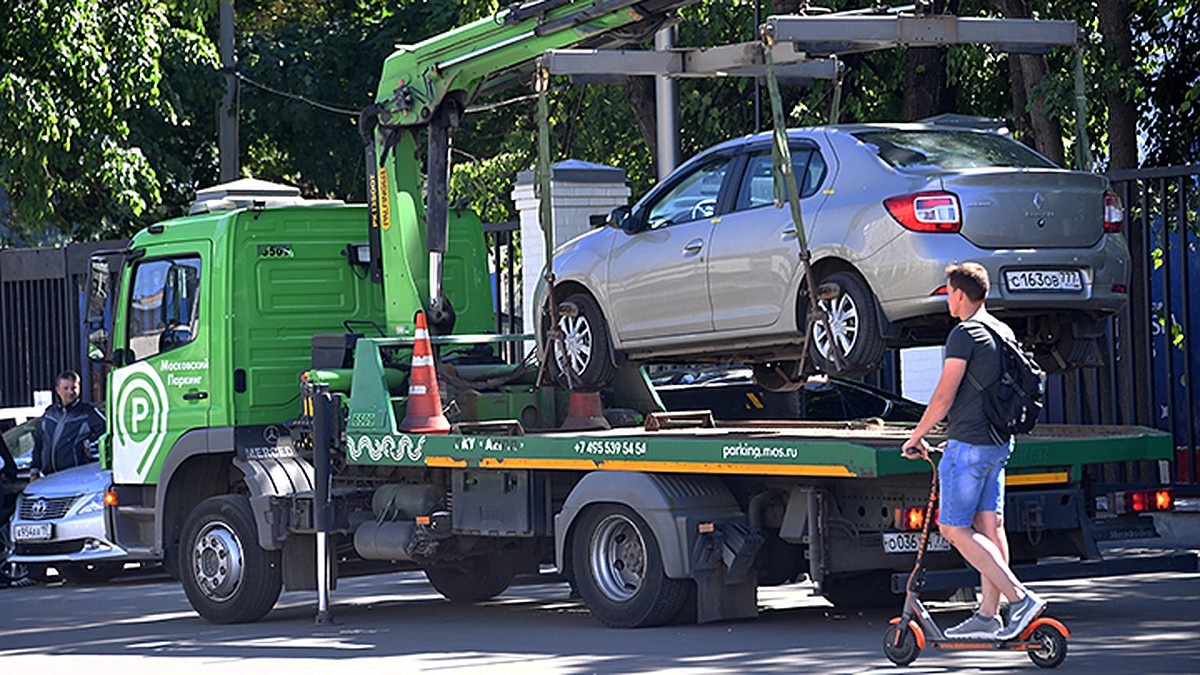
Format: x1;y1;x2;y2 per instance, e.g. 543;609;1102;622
939;170;1107;249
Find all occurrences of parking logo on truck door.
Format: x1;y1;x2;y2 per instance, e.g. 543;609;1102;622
113;361;170;483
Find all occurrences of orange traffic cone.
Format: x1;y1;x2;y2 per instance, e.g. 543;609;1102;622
400;311;451;434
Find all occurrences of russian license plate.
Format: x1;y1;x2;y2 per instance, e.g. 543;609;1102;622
882;531;951;554
1004;269;1083;292
13;523;53;541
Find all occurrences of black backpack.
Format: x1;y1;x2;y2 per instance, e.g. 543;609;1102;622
964;320;1046;437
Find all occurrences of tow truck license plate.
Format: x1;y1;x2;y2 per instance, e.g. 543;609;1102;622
13;523;53;541
883;532;951;554
1004;269;1083;292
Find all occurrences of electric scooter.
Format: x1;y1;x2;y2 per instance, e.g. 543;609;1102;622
883;452;1070;668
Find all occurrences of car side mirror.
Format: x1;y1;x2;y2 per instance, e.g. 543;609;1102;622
607;206;636;233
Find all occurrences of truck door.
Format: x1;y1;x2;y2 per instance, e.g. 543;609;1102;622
111;246;210;485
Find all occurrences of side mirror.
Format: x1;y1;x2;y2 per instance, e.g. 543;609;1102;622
607;206;635;233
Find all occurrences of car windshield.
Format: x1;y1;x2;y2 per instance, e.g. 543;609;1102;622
853;130;1057;170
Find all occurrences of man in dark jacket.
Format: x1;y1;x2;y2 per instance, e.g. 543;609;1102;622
29;371;106;480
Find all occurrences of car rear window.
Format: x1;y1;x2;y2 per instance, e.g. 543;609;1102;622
853;130;1057;170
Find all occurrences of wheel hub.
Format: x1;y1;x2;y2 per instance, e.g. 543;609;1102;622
556;314;593;376
591;515;646;602
192;522;244;602
814;293;859;359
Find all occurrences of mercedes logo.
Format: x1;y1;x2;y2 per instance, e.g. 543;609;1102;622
32;499;48;518
263;425;280;444
1032;193;1044;210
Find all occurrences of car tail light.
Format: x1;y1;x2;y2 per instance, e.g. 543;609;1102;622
884;191;962;233
1110;488;1173;515
1104;191;1124;233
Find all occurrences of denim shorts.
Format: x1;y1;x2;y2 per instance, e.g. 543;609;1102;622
938;438;1014;528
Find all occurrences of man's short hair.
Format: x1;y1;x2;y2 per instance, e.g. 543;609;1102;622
56;370;81;385
945;262;989;302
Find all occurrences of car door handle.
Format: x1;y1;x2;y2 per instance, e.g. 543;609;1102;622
683;238;704;253
183;391;209;401
782;225;797;236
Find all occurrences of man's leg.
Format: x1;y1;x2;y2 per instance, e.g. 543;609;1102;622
939;521;1023;611
973;511;1008;617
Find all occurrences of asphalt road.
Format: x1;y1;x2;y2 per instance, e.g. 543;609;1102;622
2;550;1199;674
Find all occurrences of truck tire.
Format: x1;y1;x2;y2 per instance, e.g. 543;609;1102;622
424;555;515;602
180;495;282;624
58;561;123;585
571;504;689;627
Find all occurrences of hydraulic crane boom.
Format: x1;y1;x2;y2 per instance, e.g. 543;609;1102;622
362;0;700;336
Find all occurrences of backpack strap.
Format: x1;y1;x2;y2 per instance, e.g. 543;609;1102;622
961;319;1004;393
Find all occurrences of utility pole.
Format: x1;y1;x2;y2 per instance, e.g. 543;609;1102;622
219;0;239;182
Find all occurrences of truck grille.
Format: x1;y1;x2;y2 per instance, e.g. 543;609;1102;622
18;495;79;520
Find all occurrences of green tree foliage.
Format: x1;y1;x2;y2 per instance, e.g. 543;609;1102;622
0;0;217;246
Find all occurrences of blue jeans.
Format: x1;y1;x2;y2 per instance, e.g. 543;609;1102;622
938;438;1014;528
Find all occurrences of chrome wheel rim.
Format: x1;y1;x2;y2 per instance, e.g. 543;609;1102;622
555;313;593;377
192;521;244;603
813;292;859;361
589;514;646;603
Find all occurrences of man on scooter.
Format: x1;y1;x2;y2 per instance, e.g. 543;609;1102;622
901;262;1046;641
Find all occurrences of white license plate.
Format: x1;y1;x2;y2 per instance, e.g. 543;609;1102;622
882;531;952;554
13;523;53;541
1004;269;1083;292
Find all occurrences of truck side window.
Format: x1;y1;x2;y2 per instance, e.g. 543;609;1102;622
127;257;202;361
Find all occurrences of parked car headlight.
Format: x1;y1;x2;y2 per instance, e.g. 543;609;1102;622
76;493;106;516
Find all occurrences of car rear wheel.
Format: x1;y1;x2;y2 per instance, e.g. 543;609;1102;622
546;292;616;391
806;271;885;377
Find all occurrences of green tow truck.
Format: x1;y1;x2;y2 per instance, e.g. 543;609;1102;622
87;2;1191;626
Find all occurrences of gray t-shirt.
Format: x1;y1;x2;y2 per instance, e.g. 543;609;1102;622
944;314;1015;445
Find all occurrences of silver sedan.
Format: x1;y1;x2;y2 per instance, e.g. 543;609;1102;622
537;122;1129;390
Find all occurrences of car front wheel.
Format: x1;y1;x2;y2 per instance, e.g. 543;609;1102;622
546;292;616;391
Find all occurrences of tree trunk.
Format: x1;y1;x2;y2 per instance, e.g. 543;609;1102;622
902;48;952;121
1097;0;1139;170
625;76;658;172
991;0;1066;165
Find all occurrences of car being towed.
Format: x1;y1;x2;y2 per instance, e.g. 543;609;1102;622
536;121;1129;390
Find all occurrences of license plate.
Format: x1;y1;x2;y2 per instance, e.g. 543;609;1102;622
13;523;53;541
882;531;951;554
1004;269;1083;292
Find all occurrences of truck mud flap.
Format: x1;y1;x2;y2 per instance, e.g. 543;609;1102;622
891;551;1199;594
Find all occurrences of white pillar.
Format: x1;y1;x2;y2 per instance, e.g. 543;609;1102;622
511;160;630;335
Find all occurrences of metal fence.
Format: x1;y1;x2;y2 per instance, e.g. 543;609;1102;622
0;241;120;408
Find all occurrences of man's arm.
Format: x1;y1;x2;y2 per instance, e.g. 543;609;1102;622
902;357;968;458
87;404;106;441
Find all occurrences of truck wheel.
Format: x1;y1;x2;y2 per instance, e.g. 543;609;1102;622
180;495;281;624
804;271;885;377
547;293;616;391
425;555;515;602
58;561;123;585
571;504;688;627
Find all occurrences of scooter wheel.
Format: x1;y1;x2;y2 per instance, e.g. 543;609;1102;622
1027;623;1068;668
883;623;921;666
